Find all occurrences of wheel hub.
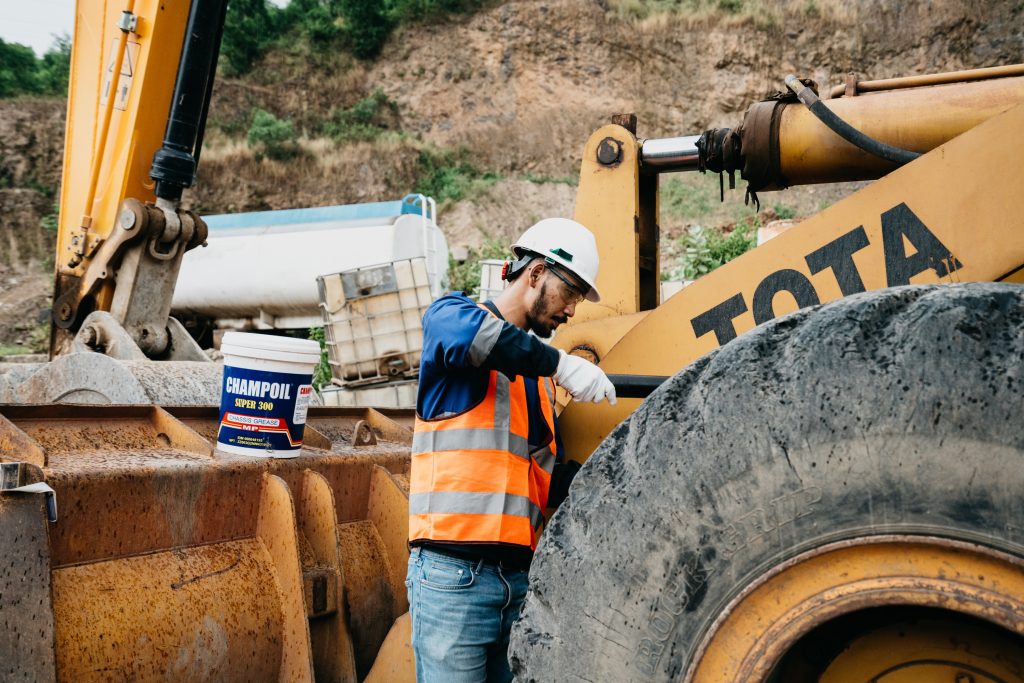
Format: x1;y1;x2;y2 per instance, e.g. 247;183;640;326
685;535;1024;682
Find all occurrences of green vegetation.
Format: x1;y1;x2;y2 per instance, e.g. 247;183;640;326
523;172;578;186
610;0;751;20
295;0;346;45
324;89;396;142
338;0;486;58
247;108;300;160
661;176;715;220
40;204;59;233
308;327;333;390
448;237;508;299
661;174;780;227
389;0;486;23
0;323;50;357
773;203;797;220
25;179;57;199
415;149;499;203
0;36;71;98
28;323;49;353
337;0;392;58
221;0;278;76
221;0;485;75
672;218;757;280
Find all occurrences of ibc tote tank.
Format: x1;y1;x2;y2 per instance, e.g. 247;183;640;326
172;195;448;331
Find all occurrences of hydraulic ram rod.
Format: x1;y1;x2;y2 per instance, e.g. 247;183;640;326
639;136;701;172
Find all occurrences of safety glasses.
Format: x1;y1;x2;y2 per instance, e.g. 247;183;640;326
545;265;587;306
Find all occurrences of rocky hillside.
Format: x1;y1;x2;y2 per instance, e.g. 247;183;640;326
0;0;1021;350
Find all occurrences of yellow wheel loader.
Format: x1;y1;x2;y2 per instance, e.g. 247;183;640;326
515;66;1024;681
1;0;1023;680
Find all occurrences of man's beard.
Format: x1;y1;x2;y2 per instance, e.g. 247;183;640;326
525;281;567;338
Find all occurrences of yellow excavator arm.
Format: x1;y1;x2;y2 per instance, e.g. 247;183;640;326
51;0;224;360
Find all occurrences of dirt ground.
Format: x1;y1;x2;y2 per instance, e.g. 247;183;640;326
0;265;50;351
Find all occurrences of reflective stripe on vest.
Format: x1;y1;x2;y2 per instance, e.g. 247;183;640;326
533;377;558;474
410;307;558;550
409;491;544;530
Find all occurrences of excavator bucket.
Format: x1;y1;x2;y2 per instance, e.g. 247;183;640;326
0;405;415;682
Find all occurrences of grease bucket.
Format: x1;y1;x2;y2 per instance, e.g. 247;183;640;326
217;331;320;457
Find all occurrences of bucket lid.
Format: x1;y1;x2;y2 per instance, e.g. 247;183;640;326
221;331;321;359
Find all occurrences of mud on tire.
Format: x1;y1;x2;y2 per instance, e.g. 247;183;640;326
509;283;1024;681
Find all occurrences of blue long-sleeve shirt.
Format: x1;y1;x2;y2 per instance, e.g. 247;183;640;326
414;293;577;567
419;291;559;421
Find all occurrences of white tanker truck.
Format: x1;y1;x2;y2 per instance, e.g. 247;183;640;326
171;194;448;339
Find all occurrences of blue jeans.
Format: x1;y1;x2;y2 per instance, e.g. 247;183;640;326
406;546;529;683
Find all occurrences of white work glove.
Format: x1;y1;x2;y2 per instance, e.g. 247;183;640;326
553;350;617;405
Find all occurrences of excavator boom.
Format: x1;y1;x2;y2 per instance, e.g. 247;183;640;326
51;0;223;360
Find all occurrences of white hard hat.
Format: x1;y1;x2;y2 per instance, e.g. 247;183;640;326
511;218;601;302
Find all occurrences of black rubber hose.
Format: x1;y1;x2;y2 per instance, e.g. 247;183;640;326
606;374;670;399
191;0;229;173
784;75;921;166
150;0;229;201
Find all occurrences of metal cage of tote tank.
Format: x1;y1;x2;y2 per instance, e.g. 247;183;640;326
318;258;433;387
477;259;507;302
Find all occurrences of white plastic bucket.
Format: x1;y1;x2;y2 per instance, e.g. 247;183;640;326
217;331;321;457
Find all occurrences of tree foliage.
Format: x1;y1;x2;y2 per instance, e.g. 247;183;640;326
247;108;300;160
415;149;499;203
0;41;38;98
324;89;394;141
221;0;277;76
389;0;484;23
0;36;71;98
338;0;392;59
219;0;486;75
339;0;484;58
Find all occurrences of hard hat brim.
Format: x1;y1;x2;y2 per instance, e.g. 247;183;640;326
512;246;601;302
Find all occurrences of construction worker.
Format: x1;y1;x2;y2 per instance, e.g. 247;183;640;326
406;217;616;682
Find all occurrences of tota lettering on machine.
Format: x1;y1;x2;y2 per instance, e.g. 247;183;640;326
690;202;963;346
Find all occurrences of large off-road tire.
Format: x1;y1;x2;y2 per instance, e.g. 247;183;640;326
510;283;1024;681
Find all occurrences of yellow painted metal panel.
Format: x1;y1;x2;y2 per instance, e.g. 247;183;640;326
256;473;316;682
571;125;642;323
1001;266;1024;284
53;539;284;682
779;76;1024;185
57;0;189;277
688;537;1024;682
818;620;1024;682
560;102;1024;460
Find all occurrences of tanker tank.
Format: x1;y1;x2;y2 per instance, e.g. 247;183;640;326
172;194;448;334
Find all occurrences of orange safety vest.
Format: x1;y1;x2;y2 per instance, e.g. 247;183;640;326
409;336;558;550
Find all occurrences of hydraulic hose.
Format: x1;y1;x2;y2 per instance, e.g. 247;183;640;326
784;75;921;166
606;374;669;399
149;0;229;201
